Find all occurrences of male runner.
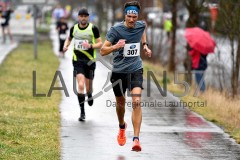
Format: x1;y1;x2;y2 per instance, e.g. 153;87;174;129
63;8;102;121
100;1;152;151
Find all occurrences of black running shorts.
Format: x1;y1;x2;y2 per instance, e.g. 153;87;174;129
73;61;95;80
110;68;143;97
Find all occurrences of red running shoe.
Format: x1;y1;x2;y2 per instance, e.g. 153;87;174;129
132;139;142;152
117;122;127;146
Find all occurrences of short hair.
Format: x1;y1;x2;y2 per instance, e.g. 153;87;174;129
124;1;141;10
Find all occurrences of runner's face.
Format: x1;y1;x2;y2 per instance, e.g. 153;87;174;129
78;15;89;26
125;13;138;28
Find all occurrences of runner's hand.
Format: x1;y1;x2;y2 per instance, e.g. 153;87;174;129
143;45;152;57
82;41;91;49
115;39;126;49
63;46;68;53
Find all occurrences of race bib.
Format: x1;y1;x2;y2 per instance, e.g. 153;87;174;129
123;43;140;57
0;18;6;24
59;34;67;40
74;39;89;50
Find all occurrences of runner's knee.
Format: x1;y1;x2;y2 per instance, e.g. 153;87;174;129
78;81;85;92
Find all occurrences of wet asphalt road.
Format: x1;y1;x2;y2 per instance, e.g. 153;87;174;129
50;26;240;160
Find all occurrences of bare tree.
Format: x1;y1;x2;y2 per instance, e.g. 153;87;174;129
218;0;240;97
95;0;108;34
168;0;178;72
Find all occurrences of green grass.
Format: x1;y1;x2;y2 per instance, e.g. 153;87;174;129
0;41;61;159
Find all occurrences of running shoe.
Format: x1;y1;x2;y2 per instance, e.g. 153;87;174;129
87;93;93;106
132;139;142;152
117;122;127;146
78;113;85;121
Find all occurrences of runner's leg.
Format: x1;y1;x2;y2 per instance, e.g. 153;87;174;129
76;73;86;120
116;96;127;146
76;73;85;94
2;27;6;43
6;26;13;42
111;72;127;145
131;87;142;151
85;78;94;106
131;87;142;137
116;96;126;125
85;68;94;106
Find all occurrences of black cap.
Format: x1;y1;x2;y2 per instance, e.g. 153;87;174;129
78;8;89;16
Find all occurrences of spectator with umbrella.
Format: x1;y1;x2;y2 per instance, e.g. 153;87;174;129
184;27;216;92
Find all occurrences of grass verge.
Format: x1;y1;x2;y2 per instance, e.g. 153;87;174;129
143;61;240;144
0;41;61;159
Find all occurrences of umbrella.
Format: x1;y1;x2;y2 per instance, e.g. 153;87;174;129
184;27;216;54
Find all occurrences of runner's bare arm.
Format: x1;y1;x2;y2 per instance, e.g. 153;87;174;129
141;29;152;57
100;39;125;56
141;29;147;45
63;37;72;52
92;37;103;49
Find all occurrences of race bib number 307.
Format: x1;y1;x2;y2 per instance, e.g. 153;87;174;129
123;43;140;57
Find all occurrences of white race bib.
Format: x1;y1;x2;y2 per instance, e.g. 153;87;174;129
0;18;6;24
74;39;89;50
59;34;67;40
123;43;140;57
